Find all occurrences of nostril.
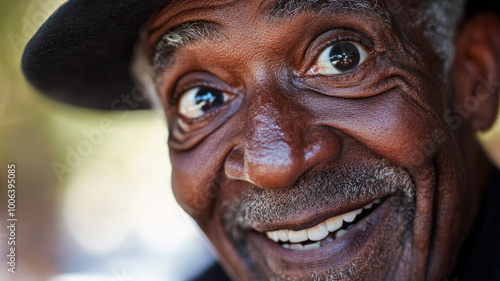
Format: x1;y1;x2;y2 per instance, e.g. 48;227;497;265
223;125;343;190
245;162;302;189
240;126;343;190
243;139;305;190
304;126;343;164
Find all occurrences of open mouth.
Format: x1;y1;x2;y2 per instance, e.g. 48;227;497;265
225;164;415;279
242;196;398;278
264;199;381;251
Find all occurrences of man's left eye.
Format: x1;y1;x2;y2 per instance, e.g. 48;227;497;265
310;42;368;75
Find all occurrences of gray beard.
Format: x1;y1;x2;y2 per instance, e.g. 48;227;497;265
220;159;417;281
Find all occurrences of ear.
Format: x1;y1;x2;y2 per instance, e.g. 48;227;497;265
453;12;500;132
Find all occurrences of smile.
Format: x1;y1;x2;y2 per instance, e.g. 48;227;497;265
225;164;415;278
264;199;381;251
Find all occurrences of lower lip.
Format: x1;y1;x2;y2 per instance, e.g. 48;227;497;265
247;196;394;275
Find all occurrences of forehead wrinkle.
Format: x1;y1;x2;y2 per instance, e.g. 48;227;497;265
267;0;390;25
152;20;223;73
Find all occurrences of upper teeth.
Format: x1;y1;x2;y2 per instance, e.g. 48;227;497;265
265;200;379;244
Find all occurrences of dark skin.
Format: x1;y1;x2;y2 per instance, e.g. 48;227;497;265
145;1;500;280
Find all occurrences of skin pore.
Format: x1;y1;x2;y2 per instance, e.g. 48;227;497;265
141;0;500;280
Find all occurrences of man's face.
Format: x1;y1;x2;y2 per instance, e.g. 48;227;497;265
146;0;481;280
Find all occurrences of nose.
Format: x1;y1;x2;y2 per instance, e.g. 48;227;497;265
224;86;342;190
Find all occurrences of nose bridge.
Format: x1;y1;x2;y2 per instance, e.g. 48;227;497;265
246;88;303;177
240;83;310;189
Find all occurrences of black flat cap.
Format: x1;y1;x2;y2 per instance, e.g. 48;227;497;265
22;0;168;109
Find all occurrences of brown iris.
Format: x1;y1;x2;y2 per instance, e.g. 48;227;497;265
329;43;361;73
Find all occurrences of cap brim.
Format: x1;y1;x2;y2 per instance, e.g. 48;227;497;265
22;0;168;110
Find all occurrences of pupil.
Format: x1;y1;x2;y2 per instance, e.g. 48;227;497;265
195;88;224;112
329;43;360;72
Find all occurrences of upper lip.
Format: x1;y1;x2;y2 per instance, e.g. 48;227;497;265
246;195;390;233
231;162;415;234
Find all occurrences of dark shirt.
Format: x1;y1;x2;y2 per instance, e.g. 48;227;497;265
456;165;500;280
192;263;230;281
193;166;500;281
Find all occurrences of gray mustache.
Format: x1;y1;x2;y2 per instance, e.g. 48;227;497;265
222;160;415;230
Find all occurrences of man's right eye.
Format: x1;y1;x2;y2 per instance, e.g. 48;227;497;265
178;87;230;119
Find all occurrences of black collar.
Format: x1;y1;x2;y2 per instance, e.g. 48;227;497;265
454;164;500;281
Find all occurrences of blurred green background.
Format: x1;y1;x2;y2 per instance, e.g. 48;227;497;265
0;0;499;281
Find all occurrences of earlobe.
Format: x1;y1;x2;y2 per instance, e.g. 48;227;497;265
452;12;500;132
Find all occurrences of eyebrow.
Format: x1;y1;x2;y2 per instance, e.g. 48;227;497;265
151;0;389;73
151;20;222;73
267;0;388;20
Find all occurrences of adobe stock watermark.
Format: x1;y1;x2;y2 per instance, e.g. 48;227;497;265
7;0;66;54
51;117;115;182
6;164;17;274
110;85;153;120
51;85;156;182
408;75;500;166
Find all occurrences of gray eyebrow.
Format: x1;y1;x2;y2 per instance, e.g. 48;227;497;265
151;0;389;74
268;0;389;22
152;21;222;73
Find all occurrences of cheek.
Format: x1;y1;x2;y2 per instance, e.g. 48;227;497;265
170;154;219;217
321;90;447;168
169;131;234;217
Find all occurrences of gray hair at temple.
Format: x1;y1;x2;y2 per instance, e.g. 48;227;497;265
420;0;466;73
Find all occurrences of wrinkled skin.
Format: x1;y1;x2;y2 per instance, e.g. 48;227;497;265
145;0;500;280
